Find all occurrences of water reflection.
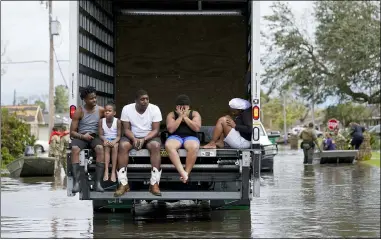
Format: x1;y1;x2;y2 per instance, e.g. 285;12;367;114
251;152;380;238
93;209;251;239
1;151;379;238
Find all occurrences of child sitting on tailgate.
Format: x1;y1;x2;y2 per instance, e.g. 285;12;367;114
98;102;121;182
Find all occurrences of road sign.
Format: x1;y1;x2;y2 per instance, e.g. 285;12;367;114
327;118;339;130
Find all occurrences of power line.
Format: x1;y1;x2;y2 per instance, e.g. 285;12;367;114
2;60;48;64
53;47;68;88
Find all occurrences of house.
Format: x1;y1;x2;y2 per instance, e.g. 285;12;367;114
38;112;71;141
2;105;45;138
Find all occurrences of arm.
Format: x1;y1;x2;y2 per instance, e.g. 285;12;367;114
70;107;83;139
235;110;252;134
122;121;135;141
98;106;105;118
114;119;122;143
98;119;107;142
144;106;162;141
120;106;135;141
144;122;161;141
166;112;183;134
183;111;202;132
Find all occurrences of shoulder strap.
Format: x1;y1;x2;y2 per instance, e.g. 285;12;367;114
173;111;178;118
189;110;193;119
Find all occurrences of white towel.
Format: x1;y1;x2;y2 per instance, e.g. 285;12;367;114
229;98;251;110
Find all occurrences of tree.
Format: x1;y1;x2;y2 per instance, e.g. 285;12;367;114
324;103;372;127
54;85;69;113
261;1;380;104
1;108;36;167
262;94;308;130
35;100;46;112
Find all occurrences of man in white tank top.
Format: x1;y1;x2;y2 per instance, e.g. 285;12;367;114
114;90;163;197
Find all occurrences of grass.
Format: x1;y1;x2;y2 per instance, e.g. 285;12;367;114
363;151;380;168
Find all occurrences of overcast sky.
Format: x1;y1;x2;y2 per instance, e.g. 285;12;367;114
1;1;313;106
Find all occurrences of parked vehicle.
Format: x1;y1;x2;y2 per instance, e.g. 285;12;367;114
34;140;49;154
67;0;269;213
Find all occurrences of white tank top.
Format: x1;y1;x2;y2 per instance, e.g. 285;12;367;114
102;117;118;139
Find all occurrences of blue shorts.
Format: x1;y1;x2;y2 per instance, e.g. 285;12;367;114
166;135;200;147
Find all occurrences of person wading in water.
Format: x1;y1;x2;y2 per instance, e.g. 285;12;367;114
299;123;318;164
69;85;105;193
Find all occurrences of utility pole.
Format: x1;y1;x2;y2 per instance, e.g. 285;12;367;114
283;92;288;144
48;0;55;133
13;89;16;106
311;91;315;127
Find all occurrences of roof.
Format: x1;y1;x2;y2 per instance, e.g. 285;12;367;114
42;112;71;125
2;105;45;124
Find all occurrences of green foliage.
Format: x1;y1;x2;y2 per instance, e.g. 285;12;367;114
1;108;36;167
34;100;46;112
262;94;308;130
261;1;380;104
324;103;372;127
54;85;69;113
369;133;381;150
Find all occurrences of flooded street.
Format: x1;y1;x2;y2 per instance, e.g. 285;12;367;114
1;150;380;238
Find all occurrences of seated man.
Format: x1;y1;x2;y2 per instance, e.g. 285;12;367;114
333;128;346;150
70;86;105;193
323;132;336;150
165;94;201;183
114;89;163;197
203;98;251;149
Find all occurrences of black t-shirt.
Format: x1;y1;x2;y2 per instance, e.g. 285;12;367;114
234;108;252;141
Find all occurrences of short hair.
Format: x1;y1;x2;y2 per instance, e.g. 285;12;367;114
105;101;116;111
80;85;97;100
175;94;191;106
135;89;148;100
308;122;314;128
52;127;58;131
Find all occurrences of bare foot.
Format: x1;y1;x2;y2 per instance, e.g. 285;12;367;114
179;171;188;183
110;172;116;182
103;171;109;181
216;140;225;148
203;142;217;149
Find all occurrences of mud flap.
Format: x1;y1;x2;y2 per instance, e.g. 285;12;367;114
252;149;261;198
66;153;75;197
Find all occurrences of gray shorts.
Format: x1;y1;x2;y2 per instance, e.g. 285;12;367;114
120;136;161;148
71;137;103;150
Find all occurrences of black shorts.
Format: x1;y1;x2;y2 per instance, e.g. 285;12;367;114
71;137;103;150
351;137;363;150
120;136;162;148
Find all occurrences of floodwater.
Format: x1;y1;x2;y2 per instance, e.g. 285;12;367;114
1;150;380;238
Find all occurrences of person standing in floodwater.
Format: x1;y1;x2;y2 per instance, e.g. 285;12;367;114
48;127;61;157
299;122;318;164
349;122;364;150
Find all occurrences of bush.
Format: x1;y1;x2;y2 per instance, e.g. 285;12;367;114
370;132;381;150
1;108;36;167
